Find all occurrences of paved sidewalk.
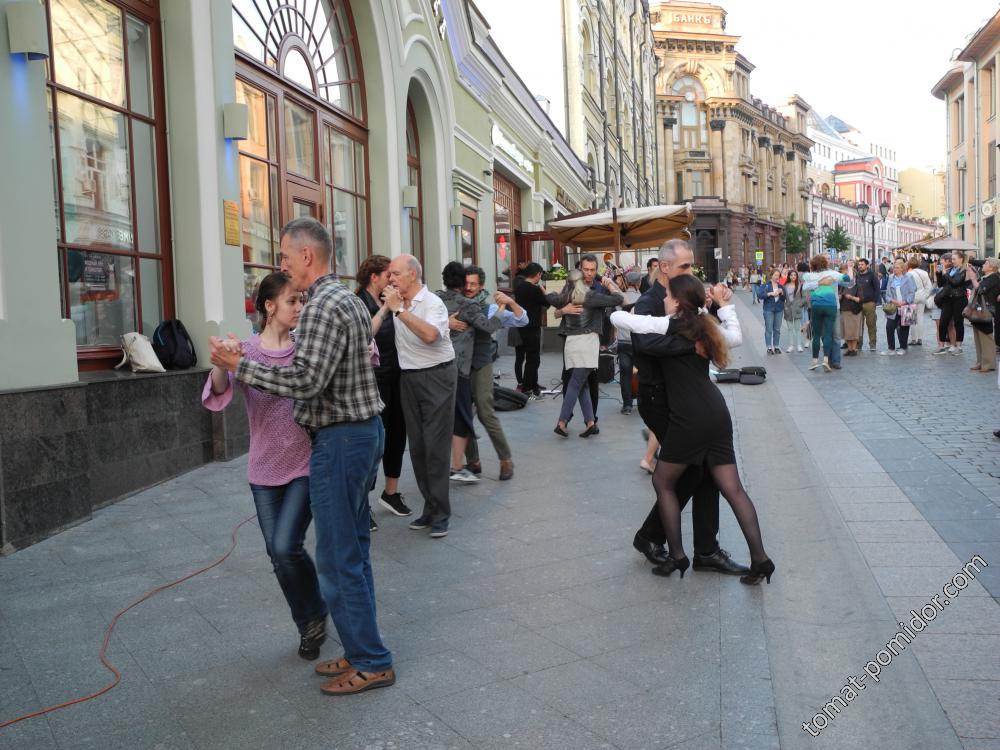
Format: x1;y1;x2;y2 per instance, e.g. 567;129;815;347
0;293;997;749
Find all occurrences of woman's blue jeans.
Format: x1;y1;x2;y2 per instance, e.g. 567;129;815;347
560;367;595;425
810;305;837;359
249;476;327;633
763;308;783;349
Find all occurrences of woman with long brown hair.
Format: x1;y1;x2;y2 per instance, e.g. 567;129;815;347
611;274;773;585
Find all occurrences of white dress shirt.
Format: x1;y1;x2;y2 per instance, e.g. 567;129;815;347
609;306;743;348
394;284;455;370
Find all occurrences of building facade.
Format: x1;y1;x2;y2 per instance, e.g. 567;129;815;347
648;1;813;277
898;167;947;224
0;0;591;550
933;9;1000;257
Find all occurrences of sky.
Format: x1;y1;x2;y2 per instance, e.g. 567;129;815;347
476;0;1000;170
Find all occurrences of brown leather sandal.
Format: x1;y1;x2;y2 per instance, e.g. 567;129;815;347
319;668;396;695
314;656;352;678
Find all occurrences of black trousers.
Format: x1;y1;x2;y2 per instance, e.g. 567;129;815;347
516;327;542;391
938;296;966;344
635;384;720;554
561;361;599;418
375;368;406;478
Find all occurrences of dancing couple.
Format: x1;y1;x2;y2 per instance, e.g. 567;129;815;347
612;242;774;585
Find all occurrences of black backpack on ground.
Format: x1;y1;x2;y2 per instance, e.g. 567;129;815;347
494;385;529;411
739;366;766;385
152;320;198;370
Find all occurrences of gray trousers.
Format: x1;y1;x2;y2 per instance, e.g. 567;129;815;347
464;363;513;464
400;361;457;522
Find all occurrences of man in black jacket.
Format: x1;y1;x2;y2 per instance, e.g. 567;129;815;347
630;239;749;575
855;258;880;351
511;263;549;396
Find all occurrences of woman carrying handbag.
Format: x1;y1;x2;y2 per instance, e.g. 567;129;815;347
881;259;916;355
968;258;1000;372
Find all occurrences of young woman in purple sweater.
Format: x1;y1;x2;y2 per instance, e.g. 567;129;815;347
202;272;327;660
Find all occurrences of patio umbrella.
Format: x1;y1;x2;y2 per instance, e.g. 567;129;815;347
547;204;692;252
918;236;980;254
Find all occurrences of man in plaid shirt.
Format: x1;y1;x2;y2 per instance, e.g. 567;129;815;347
210;217;394;696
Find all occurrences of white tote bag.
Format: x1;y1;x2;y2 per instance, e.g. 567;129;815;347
116;332;166;373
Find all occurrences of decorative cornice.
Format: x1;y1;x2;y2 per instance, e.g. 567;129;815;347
709;119;726;131
758;135;771;148
772;143;784;155
785;151;796;162
663;116;677;128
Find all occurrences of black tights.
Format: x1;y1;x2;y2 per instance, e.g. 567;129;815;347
651;460;767;564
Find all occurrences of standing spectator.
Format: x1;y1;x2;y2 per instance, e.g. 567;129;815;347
548;270;623;436
384;255;456;540
203;271;327;662
783;270;804;352
971;257;1000;372
839;273;863;356
882;258;916;355
749;268;763;304
463;265;527;480
936;250;974;355
640;257;659;293
906;256;933;346
877;256;890;303
512;262;549;397
437;262;507;486
759;270;785;354
616;271;643;414
209;218;394;695
854;258;880;351
356;255;410;522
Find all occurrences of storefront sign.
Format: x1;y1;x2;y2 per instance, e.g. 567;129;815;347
224;200;240;246
556;187;581;214
491;125;533;174
672;13;714;24
754;250;764;261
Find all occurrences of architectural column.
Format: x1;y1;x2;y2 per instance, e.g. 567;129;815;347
662;115;677;203
709;118;726;199
161;0;251;365
0;0;78;389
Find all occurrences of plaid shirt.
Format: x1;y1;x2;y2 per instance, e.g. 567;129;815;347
236;275;383;429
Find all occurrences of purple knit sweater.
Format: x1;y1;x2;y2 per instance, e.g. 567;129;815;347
201;335;311;486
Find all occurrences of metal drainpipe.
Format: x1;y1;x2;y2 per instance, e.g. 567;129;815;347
613;0;624;203
629;8;639;205
975;60;982;248
944;94;952;235
598;2;609;209
652;57;661;204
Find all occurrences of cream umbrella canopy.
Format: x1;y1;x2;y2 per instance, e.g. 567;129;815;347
547;204;693;252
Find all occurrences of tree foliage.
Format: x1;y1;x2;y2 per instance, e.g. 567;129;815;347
824;222;851;254
784;216;810;256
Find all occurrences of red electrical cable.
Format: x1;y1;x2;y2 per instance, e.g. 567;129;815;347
0;513;259;731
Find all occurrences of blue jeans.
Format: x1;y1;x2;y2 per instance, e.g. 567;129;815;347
618;345;634;407
750;284;761;303
309;417;392;672
763;308;783;349
249;477;327;633
559;368;595;425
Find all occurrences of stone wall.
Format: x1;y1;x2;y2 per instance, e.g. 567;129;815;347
0;369;248;553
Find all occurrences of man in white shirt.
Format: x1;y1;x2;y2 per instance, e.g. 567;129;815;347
384;255;456;539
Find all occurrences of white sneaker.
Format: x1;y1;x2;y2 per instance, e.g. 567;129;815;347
880;351;892;356
449;468;480;483
786;346;794;353
951;347;963;356
896;349;906;356
797;346;804;352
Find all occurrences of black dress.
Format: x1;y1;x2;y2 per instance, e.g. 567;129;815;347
656;340;736;467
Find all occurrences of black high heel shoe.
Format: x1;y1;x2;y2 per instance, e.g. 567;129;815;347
740;558;775;585
651;555;690;579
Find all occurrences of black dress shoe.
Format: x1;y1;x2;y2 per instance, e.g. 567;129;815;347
692;548;750;575
632;532;670;565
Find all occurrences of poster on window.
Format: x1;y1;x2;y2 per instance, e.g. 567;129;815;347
83;254;110;291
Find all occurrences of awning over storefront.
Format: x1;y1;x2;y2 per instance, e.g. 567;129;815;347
547;204;693;251
917;236;981;254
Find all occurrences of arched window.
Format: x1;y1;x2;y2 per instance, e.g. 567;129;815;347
406;100;423;265
581;24;596;94
671;75;707;150
232;0;369;319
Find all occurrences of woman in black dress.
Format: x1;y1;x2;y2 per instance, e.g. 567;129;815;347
611;274;773;584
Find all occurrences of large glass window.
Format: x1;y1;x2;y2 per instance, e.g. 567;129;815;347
46;0;170;361
406;101;423;265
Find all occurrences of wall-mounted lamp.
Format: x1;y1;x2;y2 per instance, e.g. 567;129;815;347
402;185;419;209
223;102;249;140
7;1;49;61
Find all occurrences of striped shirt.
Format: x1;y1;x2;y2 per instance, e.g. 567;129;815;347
235;275;383;429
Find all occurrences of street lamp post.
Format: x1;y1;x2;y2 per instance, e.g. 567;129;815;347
856;200;890;263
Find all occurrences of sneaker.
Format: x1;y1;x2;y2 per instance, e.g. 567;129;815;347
379;491;412;517
430;520;449;538
786;346;794;353
798;346;803;352
298;617;327;661
934;346;950;354
951;347;963;356
774;348;782;354
369;509;378;532
465;461;482;476
408;514;432;530
620;406;633;415
869;346;877;352
896;349;906;356
532;387;542;398
880;350;892;356
450;468;480;483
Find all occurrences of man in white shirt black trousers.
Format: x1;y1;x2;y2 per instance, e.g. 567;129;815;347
384;255;456;539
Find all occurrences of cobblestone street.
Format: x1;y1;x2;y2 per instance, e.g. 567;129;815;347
1;295;998;749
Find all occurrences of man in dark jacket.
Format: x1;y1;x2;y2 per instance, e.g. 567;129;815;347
855;258;880;351
511;262;549;396
630;239;748;576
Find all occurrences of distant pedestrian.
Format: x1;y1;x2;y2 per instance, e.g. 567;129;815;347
970;258;999;373
881;259;916;355
749;269;762;304
906;256;933;346
640;257;659;293
783;270;804;352
759;271;785;353
839;273;863;356
512;262;549;397
616;272;643;413
935;250;974;356
203;271;327;662
854;258;880;351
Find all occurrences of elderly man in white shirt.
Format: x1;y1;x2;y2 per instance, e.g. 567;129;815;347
383;255;456;539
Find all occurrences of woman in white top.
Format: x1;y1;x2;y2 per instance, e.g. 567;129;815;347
906;256;933;346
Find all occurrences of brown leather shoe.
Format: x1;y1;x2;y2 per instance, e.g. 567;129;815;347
320;668;396;695
499;459;514;481
465;461;482;475
314;656;352;678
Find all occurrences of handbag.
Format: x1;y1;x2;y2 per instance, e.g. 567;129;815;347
739;366;766;385
932;287;948;308
963;288;993;324
115;332;166;373
882;301;898;315
899;304;917;327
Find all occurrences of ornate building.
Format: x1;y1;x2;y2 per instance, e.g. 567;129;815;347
649;1;813;276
